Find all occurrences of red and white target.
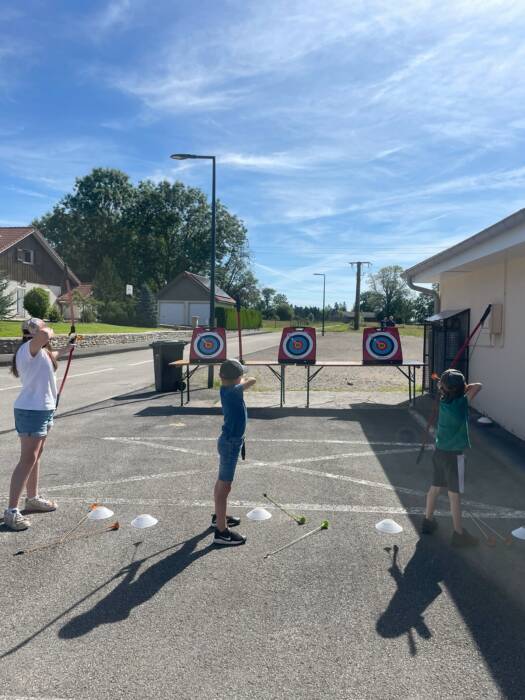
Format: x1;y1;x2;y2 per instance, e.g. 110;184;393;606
362;328;403;364
189;327;227;363
278;327;316;365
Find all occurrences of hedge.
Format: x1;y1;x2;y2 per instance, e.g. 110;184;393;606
215;307;262;330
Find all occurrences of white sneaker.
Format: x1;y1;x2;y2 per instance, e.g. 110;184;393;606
25;496;57;512
4;509;31;531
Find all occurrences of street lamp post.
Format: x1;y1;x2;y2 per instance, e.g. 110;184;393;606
171;153;216;388
313;273;326;336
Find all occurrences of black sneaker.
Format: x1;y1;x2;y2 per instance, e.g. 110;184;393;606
211;514;241;527
451;528;479;548
213;527;246;546
421;518;438;535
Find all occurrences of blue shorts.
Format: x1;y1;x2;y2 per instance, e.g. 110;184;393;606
217;434;244;482
14;408;54;437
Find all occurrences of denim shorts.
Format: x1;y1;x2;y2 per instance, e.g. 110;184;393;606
217;434;244;482
14;408;55;437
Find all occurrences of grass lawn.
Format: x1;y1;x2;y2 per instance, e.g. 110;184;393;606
0;321;161;337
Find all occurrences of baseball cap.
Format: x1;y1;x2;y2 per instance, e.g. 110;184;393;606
21;318;43;336
219;359;245;379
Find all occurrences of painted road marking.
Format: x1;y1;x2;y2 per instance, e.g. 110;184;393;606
66;367;115;378
45;468;204;492
123;436;423;447
55;496;525;520
0;384;21;392
128;360;153;366
99;436;517;515
103;437;429;463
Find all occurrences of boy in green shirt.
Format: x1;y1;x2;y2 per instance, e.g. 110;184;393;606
421;369;483;547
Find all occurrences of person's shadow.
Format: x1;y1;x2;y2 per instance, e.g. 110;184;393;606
59;527;213;639
376;541;444;656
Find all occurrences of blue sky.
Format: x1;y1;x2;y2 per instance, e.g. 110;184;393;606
1;1;525;306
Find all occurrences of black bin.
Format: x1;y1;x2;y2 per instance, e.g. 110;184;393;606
151;340;188;392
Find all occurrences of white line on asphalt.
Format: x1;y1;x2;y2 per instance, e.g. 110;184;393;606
128;360;153;366
104;437;428;463
0;384;21;392
263;462;518;514
103;437;211;456
55;496;525;519
66;367;115;378
122;436;423;447
45;468;205;492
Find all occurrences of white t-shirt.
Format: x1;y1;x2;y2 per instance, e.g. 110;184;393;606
13;341;57;411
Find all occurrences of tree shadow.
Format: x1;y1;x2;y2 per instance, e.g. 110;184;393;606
59;527;214;639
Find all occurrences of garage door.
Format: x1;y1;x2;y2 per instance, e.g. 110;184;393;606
159;302;185;325
189;303;210;326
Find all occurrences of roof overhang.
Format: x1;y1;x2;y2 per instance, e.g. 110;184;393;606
404;208;525;284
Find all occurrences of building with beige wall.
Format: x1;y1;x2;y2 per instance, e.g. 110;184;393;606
405;208;525;441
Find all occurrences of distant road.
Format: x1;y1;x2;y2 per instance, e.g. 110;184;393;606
0;332;281;433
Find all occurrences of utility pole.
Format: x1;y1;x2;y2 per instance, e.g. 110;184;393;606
349;261;371;331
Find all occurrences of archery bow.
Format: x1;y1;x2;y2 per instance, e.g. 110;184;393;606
55;265;77;409
416;304;492;464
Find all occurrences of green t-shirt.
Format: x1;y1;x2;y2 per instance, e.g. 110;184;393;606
435;395;470;452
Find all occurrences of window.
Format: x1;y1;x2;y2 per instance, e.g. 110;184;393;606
16;248;35;265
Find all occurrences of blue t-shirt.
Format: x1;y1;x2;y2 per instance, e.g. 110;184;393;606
220;384;247;439
435;395;470;452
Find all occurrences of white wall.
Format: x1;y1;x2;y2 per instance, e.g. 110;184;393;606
440;253;525;440
5;280;61;319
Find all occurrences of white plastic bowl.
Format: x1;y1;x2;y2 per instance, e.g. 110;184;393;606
375;518;403;534
247;507;272;521
88;506;114;521
131;514;159;529
511;526;525;540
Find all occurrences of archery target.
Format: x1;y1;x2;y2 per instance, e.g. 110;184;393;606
278;327;316;364
362;328;403;364
190;327;227;363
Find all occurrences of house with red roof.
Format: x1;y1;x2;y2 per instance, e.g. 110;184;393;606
157;271;235;326
0;226;82;318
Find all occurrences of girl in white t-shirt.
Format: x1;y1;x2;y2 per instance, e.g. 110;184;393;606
4;318;70;531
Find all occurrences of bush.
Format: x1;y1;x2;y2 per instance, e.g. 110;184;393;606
215;307;262;330
99;298;137;325
48;304;63;322
23;287;50;319
80;306;97;323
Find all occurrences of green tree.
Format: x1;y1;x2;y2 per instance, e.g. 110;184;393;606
0;271;14;319
34;168;136;284
93;257;124;303
137;283;158;326
412;292;435;324
23;287;50;318
260;288;276;317
368;266;410;318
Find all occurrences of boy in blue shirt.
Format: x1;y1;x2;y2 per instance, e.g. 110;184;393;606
421;369;482;547
212;359;256;546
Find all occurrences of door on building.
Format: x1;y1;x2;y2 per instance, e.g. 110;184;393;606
189;302;210;326
159;302;185;325
16;287;25;317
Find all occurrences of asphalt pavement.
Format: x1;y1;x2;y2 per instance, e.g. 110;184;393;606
1;334;525;699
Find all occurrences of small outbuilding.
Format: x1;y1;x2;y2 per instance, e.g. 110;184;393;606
157;271;235;327
404;208;525;440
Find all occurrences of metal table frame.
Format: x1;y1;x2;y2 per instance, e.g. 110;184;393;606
170;359;425;408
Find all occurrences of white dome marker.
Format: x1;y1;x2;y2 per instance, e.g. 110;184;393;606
375;519;403;534
247;507;272;521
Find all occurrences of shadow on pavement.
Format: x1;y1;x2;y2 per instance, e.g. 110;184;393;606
59;528;214;638
0;532;212;658
353;401;525;698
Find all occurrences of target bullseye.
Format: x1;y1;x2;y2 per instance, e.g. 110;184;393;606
362;328;403;364
278;327;316;364
189;327;227;363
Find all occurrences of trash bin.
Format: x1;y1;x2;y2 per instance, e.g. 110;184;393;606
151;340;188;392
